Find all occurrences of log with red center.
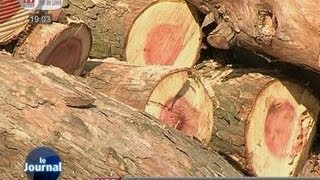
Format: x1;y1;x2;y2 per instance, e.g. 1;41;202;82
264;99;296;158
0;0;20;24
44;38;83;74
144;24;184;65
159;96;199;136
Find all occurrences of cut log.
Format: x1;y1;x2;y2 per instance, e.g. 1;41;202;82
125;0;202;67
14;22;92;75
0;54;242;178
0;0;31;44
196;61;319;176
86;59;214;145
64;0;158;58
187;0;320;72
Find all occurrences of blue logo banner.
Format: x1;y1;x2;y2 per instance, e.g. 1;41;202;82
24;146;62;180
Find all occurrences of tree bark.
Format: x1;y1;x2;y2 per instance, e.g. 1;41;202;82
196;60;319;176
300;152;320;176
0;54;242;178
64;0;157;59
14;22;92;75
187;0;320;72
86;60;214;146
299;133;320;176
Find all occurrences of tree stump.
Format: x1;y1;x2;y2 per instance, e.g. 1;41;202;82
0;0;31;44
187;0;320;72
197;60;319;176
0;54;242;178
86;59;214;145
14;22;92;75
125;0;202;67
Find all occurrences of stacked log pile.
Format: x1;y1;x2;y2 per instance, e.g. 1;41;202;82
0;0;320;178
0;55;242;178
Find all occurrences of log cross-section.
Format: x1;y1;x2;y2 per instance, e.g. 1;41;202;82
87;60;214;145
125;0;202;67
197;61;319;176
14;22;92;75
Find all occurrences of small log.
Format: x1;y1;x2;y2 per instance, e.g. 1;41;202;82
196;61;319;176
125;0;202;67
0;0;31;44
187;0;320;72
14;22;91;75
86;60;214;145
0;54;242;178
64;0;158;58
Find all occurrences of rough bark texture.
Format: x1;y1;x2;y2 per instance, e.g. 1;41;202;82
64;0;157;59
196;60;319;176
86;59;189;110
86;60;214;146
197;61;274;174
299;132;320;176
187;0;320;72
197;62;272;159
0;54;242;178
300;153;320;176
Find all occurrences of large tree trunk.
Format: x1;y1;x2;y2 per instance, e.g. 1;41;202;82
187;0;320;72
196;61;319;176
0;54;242;178
64;0;157;59
86;59;214;145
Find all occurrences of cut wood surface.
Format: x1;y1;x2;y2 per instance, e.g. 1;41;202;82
0;0;31;44
14;22;91;75
125;0;202;67
187;0;320;72
0;54;243;178
196;60;319;176
86;59;214;145
64;0;157;58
